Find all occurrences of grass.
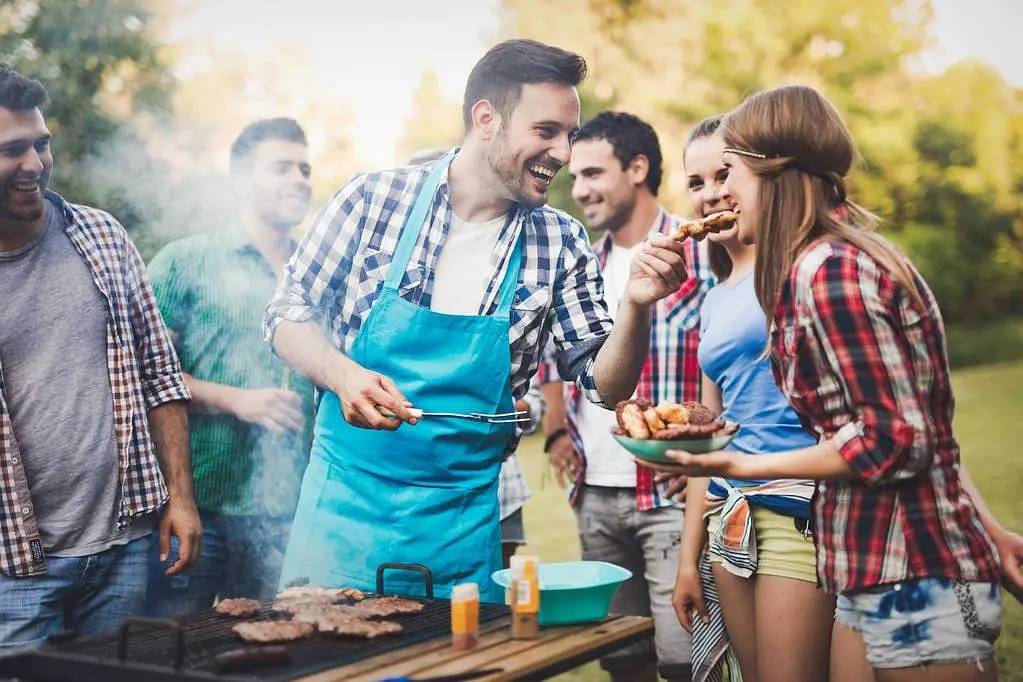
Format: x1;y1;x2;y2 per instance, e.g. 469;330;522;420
514;360;1023;680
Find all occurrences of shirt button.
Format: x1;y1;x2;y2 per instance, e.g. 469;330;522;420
11;457;18;464
21;507;31;516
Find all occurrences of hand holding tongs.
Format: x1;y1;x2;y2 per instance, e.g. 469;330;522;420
382;407;530;424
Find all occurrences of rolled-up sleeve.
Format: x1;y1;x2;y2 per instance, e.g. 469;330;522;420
124;230;190;408
547;221;612;406
799;254;931;486
264;175;367;347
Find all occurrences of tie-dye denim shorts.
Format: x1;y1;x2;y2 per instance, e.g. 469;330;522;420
835;577;1001;669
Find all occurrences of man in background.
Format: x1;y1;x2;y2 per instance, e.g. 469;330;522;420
541;111;715;681
146;118;315;614
0;64;199;647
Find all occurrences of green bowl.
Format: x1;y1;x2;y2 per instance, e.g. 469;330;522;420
491;561;631;626
611;424;737;464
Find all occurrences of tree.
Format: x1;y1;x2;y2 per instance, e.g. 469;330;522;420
0;0;176;252
395;68;463;164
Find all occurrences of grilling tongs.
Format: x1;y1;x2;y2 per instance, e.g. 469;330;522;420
382;408;530;424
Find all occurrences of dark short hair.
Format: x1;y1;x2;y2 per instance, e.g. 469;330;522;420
574;111;663;195
0;64;49;111
229;117;307;174
462;39;587;132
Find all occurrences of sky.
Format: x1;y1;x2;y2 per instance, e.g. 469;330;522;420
166;0;1022;169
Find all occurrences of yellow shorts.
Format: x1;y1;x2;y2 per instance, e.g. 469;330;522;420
706;505;818;584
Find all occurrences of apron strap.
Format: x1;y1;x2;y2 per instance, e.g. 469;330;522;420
385;153;455;292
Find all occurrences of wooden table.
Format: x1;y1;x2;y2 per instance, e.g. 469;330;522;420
300;614;653;681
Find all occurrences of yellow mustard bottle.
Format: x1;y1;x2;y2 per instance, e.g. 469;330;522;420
510;555;540;639
451;582;480;650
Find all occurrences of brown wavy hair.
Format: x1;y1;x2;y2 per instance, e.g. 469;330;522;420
721;85;921;316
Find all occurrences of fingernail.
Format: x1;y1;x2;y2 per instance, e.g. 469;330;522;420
160;553;168;561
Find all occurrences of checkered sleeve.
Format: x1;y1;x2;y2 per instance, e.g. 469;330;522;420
264;175;367;345
124;229;190;408
800;252;931;486
548;220;612;406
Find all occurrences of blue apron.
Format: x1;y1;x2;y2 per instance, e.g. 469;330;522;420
280;154;519;603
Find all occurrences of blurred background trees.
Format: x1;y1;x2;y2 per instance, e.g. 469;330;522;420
2;0;1021;335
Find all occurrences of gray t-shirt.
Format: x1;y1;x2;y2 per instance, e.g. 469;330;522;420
0;198;153;556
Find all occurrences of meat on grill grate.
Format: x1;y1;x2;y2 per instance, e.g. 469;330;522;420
293;608;403;639
215;598;262;618
276;586;365;602
353;597;425;618
232;620;316;644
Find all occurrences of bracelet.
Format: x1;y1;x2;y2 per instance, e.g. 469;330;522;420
543;428;568;453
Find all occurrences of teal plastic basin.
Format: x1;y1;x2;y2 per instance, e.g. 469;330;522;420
491;560;632;626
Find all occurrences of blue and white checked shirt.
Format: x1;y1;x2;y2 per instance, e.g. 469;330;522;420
264;155;613;411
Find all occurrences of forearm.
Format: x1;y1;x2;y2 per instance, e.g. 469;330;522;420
736;440;856;481
182;374;242;417
148;401;195;503
540;381;568;435
959;466;1005;535
592;301;651;405
272;319;350;394
679;477;709;568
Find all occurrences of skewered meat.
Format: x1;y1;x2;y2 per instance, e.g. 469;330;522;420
293;607;403;638
216;598;262;618
352;596;425;618
669;211;738;242
619;403;651;440
651;421;725;440
232;620;315;644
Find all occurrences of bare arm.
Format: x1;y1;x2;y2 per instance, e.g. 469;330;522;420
147;401;201;575
540;380;578;489
272;319;416;429
672;476;710;631
961;466;1023;603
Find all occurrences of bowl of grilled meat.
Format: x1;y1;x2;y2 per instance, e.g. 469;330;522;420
612;398;738;463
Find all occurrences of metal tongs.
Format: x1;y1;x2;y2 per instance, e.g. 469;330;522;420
383;408;530;424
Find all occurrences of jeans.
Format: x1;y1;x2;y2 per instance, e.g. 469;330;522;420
145;510;291;617
0;534;152;649
576;485;691;680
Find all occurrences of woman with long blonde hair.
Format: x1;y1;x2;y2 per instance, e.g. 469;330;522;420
649;85;1005;680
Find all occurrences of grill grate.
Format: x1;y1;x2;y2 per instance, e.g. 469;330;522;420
44;595;509;681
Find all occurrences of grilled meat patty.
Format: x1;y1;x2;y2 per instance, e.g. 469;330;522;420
292;607;403;638
353;597;424;618
232;620;315;644
216;598;262;618
275;586;365;602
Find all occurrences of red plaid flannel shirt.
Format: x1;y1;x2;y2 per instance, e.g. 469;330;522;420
0;193;190;577
770;239;999;593
540;209;715;511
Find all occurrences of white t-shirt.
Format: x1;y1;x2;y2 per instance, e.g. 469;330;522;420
578;242;642;487
430;213;507;314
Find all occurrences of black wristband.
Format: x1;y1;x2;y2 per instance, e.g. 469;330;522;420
543;427;568;453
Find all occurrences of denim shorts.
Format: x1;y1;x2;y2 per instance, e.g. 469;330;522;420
835;577;1001;669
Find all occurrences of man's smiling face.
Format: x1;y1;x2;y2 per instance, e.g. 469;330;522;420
0;106;52;225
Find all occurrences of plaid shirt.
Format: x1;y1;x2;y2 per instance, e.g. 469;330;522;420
770;239;999;593
264;156;613;420
539;209;716;512
0;192;190;577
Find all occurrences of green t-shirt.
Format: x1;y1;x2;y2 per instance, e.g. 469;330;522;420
148;230;314;517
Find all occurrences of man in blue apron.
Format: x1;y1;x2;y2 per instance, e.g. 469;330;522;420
263;39;691;602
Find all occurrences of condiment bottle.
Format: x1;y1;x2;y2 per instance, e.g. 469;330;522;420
510;555;540;639
451;582;480;650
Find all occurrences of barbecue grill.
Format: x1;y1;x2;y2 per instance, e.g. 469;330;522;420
0;563;509;682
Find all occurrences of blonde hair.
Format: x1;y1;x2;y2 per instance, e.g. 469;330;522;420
721;85;922;316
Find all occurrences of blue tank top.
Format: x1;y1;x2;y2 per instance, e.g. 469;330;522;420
698;271;815;518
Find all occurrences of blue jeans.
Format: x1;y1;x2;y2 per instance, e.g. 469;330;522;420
0;534;153;650
145;511;291;617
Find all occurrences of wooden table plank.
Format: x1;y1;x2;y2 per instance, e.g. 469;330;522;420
313;615;652;682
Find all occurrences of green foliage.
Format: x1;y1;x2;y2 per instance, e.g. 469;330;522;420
500;0;1023;326
0;0;174;243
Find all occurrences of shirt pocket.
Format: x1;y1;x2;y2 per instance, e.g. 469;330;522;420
352;248;422;316
510;284;550;360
